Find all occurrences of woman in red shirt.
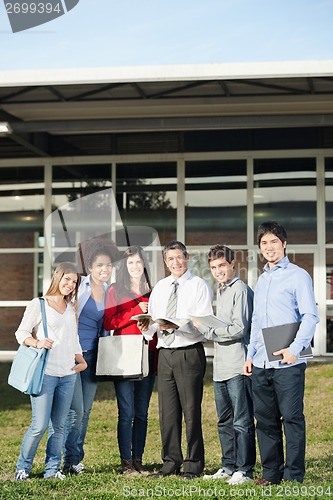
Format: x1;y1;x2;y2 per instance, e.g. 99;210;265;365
104;246;157;475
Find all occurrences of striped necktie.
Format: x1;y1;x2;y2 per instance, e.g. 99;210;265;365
162;281;179;346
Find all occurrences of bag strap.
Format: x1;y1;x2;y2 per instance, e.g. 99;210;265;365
39;297;49;339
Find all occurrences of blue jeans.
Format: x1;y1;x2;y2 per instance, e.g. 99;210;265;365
63;351;98;467
252;364;306;483
16;373;76;478
214;374;256;477
114;370;155;461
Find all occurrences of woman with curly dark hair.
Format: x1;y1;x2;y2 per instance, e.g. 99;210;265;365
63;237;120;475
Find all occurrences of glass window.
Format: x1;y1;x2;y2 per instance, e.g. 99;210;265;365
116;162;177;247
0;166;44;247
253;158;317;244
326;249;333;301
325;158;333;244
188;248;214;287
326;305;333;353
51;164;113;264
185;160;247;245
189;247;250;288
0;167;45;346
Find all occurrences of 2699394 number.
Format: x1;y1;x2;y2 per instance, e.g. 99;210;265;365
5;2;62;14
276;485;331;497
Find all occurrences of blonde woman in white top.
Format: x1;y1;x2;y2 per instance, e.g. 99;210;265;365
14;262;87;481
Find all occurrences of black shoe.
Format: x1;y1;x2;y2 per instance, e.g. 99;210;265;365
183;473;199;480
133;459;149;476
148;469;180;478
254;477;273;486
148;471;165;478
121;459;140;476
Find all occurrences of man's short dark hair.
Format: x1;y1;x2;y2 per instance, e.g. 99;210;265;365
208;245;234;264
163;240;188;259
257;221;288;248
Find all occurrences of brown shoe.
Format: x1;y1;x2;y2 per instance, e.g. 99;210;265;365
133;459;149;476
255;477;272;486
121;459;140;476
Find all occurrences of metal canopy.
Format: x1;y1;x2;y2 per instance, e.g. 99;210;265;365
1;61;333;158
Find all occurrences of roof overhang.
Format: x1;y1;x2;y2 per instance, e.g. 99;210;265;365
2;60;333;86
1;60;333;158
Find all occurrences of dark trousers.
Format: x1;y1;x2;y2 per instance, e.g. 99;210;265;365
157;343;206;475
252;364;306;484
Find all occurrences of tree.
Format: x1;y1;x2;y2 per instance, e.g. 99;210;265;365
126;180;172;210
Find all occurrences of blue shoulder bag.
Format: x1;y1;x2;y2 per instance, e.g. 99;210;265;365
8;297;50;396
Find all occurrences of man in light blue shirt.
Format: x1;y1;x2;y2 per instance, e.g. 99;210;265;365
244;221;319;486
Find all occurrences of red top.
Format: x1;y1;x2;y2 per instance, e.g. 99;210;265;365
104;285;157;354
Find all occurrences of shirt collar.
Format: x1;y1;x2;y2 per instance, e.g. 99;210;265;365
80;274;91;286
263;255;290;272
167;269;191;285
80;274;108;291
218;274;239;293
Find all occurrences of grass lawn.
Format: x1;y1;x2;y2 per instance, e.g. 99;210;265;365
0;361;332;499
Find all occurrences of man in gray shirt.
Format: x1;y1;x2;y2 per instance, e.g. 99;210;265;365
194;245;256;485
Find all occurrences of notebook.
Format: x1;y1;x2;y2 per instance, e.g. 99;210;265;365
190;315;229;329
262;322;313;362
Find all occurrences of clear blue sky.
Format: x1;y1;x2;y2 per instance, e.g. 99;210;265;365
0;0;333;70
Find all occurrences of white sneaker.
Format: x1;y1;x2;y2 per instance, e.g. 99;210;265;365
54;470;66;480
227;471;252;485
203;468;232;480
46;470;66;480
14;469;29;481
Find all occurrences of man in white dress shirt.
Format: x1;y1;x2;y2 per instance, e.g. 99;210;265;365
138;240;213;480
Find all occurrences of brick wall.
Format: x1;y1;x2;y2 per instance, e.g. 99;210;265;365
0;233;35;349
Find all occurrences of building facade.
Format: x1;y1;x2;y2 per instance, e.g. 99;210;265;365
1;62;333;357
